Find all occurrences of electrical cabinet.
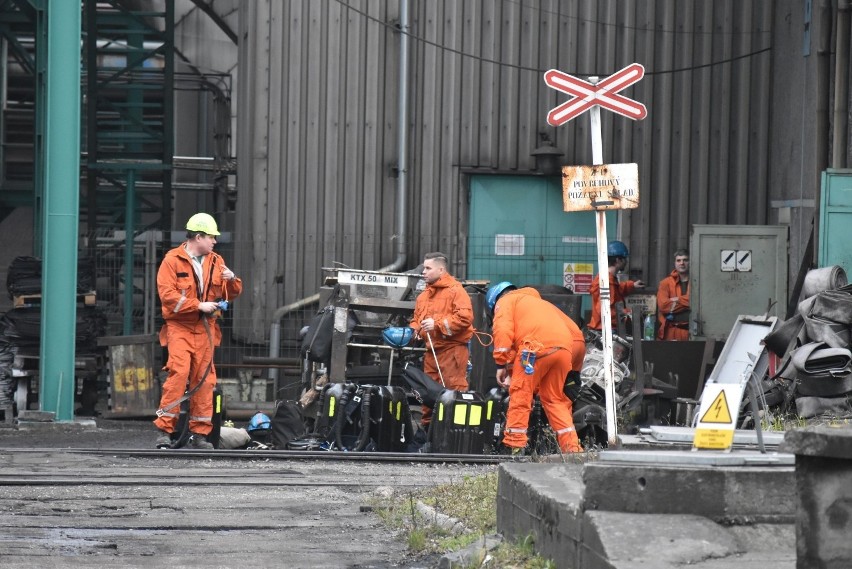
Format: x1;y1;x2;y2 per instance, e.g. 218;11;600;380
690;225;788;340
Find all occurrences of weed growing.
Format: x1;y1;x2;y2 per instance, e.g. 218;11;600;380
369;470;556;567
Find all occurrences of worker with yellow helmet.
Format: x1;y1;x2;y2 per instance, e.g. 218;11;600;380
153;213;242;449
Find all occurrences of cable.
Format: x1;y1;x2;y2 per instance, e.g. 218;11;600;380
331;0;772;76
497;0;772;37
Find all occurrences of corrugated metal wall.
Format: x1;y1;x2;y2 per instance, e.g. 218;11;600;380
232;0;779;343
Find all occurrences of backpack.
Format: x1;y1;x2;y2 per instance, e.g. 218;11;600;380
299;306;335;363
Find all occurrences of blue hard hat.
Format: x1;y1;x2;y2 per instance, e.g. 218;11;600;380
607;240;629;258
486;281;517;312
382;326;415;348
247;412;271;432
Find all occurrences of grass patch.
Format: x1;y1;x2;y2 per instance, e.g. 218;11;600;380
369;471;555;567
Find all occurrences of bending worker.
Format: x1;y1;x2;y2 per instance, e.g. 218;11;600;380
154;213;243;449
589;240;645;333
488;282;585;454
656;248;690;341
409;252;474;426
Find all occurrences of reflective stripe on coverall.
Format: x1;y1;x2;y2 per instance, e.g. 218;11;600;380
492;288;585;453
656;269;690;341
588;272;637;331
410;272;474;424
153;245;242;436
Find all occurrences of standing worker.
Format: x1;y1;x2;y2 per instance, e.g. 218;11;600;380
409;252;474;426
154;213;243;449
488;282;585;454
588;240;645;333
656;248;690;341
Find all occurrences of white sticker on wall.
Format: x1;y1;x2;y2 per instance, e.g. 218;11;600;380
495;234;525;256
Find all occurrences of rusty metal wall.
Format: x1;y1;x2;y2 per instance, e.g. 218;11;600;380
232;0;780;343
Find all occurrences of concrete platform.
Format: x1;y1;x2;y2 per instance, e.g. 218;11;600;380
497;451;796;569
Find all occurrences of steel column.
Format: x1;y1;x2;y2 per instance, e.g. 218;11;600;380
40;0;81;421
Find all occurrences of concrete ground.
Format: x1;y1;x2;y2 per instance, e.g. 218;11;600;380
0;419;498;569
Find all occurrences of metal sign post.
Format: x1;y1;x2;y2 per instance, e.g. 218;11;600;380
587;98;619;445
545;63;647;447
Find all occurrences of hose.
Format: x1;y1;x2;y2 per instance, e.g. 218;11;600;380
335;384;372;451
159;315;216;449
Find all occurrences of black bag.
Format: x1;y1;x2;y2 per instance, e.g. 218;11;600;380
300;306;335;363
270;400;307;449
401;363;445;408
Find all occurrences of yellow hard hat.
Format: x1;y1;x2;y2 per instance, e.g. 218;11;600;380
185;212;220;236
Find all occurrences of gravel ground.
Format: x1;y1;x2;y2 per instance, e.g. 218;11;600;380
0;418;499;569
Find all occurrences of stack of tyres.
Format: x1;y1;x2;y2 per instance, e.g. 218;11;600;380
366;385;414;452
483;387;509;453
428;390;488;454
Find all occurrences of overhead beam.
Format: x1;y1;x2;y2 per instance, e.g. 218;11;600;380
189;0;237;44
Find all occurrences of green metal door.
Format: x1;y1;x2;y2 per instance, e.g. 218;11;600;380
819;169;852;272
467;175;615;306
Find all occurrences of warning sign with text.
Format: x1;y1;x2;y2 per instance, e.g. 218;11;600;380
562;163;640;212
693;383;745;451
563;262;594;294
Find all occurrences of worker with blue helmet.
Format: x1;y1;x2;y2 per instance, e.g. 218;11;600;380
487;281;585;454
588;240;645;332
486;281;516;312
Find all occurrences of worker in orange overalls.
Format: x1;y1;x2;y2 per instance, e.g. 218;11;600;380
409;252;474;426
153;213;243;449
588;240;645;332
487;282;586;454
656;248;690;341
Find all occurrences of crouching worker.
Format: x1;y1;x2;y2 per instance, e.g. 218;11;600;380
153;213;243;449
487;281;586;454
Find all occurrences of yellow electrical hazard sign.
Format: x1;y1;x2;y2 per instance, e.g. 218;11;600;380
692;383;745;451
699;391;732;424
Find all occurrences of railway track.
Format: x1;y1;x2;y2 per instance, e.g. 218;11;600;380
0;446;509;487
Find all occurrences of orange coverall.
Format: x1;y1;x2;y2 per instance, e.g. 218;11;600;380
153;245;242;436
588;272;638;331
410;272;474;423
656;270;690;341
492;287;586;453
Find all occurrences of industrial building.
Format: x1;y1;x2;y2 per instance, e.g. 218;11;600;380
0;1;846;423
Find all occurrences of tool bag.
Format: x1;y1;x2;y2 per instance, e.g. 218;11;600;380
401;363;445;408
271;400;307;449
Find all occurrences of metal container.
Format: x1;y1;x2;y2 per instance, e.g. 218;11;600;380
98;334;160;418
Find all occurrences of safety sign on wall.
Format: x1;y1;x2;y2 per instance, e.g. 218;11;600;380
720;250;752;272
692;383;745;451
563;262;594;294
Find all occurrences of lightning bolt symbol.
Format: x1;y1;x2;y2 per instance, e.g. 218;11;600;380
714;397;724;417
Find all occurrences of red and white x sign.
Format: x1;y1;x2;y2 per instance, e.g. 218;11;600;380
544;63;647;126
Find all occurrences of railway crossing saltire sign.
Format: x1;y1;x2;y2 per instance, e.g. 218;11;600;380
544;63;647;126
